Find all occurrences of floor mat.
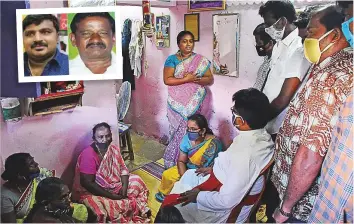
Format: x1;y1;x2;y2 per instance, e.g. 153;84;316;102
132;158;164;222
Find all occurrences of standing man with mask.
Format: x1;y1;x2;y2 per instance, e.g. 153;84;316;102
23;14;69;76
271;6;353;223
307;2;353;223
253;23;275;91
258;0;311;138
69;12;116;75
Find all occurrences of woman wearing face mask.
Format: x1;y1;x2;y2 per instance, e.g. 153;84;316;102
253;23;275;91
72;122;150;223
160;88;275;223
24;177;79;223
163;31;214;170
1;153;88;223
155;114;223;202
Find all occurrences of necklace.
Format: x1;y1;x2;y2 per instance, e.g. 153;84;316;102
95;144;105;158
178;51;192;61
28;60;35;76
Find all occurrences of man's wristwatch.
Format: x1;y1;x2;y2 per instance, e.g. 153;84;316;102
279;202;292;218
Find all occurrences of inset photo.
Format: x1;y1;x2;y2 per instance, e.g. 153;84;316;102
16;6;122;83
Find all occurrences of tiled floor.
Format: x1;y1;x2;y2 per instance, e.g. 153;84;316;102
124;131;166;171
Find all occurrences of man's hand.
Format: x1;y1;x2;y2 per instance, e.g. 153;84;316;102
195;167;212;176
177;188;200;206
272;207;290;223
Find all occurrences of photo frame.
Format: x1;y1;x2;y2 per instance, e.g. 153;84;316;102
188;0;226;12
156;15;170;48
184;13;199;42
212;13;240;77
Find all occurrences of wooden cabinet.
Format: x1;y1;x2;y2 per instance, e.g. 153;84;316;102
29;81;84;116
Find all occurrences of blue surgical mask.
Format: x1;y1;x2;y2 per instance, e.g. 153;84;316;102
187;131;200;141
342;17;353;48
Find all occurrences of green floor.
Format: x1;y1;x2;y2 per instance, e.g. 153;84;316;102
124;131;166;171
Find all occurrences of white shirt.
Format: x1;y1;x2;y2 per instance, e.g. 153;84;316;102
69;52;118;78
196;129;274;218
263;28;311;134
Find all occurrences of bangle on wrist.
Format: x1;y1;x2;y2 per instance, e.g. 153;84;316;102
279;202;292;218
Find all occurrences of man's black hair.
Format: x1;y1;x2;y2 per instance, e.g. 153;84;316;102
23;14;59;32
232;88;271;129
70;12;115;34
259;0;297;23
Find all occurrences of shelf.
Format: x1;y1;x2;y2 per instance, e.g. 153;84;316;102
116;0;176;7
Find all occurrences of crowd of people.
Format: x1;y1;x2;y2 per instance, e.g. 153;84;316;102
1;0;352;223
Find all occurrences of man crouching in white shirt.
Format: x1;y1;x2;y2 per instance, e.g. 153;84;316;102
161;88;274;223
69;12;117;75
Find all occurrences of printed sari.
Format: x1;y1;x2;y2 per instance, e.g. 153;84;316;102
158;135;222;196
14;168;87;223
73;144;149;223
164;53;212;169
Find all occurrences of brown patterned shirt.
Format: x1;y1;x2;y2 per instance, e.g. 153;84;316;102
271;48;353;221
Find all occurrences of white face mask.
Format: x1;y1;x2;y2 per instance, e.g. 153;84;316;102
265;18;287;42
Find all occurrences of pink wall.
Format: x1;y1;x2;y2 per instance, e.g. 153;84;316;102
0;1;119;187
0;106;119;187
123;4;264;147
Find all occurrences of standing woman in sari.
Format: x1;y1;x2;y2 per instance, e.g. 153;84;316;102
163;31;214;169
155;114;223;202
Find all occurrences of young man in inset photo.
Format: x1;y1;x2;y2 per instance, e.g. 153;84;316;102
23;14;69;76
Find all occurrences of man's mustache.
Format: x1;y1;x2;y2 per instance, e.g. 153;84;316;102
86;42;106;49
31;41;48;49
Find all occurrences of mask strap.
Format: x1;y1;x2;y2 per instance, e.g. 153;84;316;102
318;29;334;41
345;17;354;24
321;42;335;54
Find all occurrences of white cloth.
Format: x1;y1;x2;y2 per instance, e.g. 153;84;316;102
173;129;275;223
69;52;117;78
263;28;311;134
129;20;143;78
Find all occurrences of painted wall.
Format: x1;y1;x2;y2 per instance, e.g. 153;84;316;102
123;4;265;147
0;107;119;187
0;1;119;187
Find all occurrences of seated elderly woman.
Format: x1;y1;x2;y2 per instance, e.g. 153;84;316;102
155;113;223;202
24;177;85;223
1;153;88;223
72;122;150;223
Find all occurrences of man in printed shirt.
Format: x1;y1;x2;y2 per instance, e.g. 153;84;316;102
271;6;353;223
308;1;353;222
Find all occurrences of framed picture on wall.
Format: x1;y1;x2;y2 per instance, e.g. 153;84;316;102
156;15;170;48
212;13;240;77
184;13;199;41
188;0;226;12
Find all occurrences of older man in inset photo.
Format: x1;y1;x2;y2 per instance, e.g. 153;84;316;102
23;14;69;76
69;12;117;75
